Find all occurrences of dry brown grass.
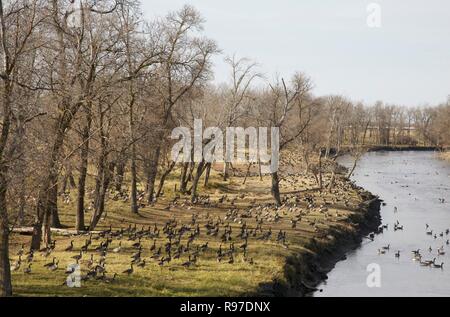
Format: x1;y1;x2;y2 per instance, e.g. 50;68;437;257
9;157;367;297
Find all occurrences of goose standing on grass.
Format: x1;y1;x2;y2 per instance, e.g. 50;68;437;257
122;263;134;275
24;263;32;274
44;257;56;268
72;250;82;262
65;240;74;252
112;241;122;253
49;260;59;271
17;244;25;257
11;257;21;271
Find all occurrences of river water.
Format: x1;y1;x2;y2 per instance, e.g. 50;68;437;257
315;151;450;297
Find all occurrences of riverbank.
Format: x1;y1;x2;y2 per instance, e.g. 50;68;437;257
8;152;381;297
367;145;440;152
439;151;450;162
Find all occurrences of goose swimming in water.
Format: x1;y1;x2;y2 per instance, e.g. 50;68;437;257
433;262;444;269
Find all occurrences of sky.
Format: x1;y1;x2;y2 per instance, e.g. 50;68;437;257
141;0;450;106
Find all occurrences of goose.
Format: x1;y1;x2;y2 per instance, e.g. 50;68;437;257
49;260;59;271
65;241;74;252
378;249;386;255
24;263;32;274
112;241;122;253
421;258;436;266
122;263;134;275
72;251;83;262
132;238;142;249
17;244;25;256
382;244;390;251
438;248;445;256
433;262;444;269
182;255;193;268
395;250;400;258
137;260;146;268
149;240;156;252
26;251;34;263
426;230;433;236
105;273;117;283
11;257;21;271
44;257;56;268
87;254;94;268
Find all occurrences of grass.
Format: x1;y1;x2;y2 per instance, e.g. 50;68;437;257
9;156;367;297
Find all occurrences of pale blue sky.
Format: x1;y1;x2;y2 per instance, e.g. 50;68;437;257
141;0;450;106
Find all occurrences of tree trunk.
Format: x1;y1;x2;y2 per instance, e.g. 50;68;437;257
242;162;252;185
271;171;282;206
89;162;112;230
204;163;212;187
49;182;61;228
115;160;125;192
130;145;138;214
156;161;176;198
191;160;206;202
146;145;161;203
76;110;91;231
0;167;12;297
179;162;189;193
223;162;229;181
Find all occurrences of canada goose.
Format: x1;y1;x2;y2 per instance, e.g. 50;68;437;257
49;260;59;271
433;262;444;269
105;273;117;283
72;251;82;261
24;263;32;274
17;244;25;256
426;230;433;236
112;241;122;253
132;238;142;249
11;257;21;271
420;258;436;266
150;240;156;251
182;255;193;268
395;251;400;258
378;249;386;255
26;251;34;263
382;244;390;251
44;257;56;268
122;263;134;275
87;254;94;268
137;260;146;268
65;241;74;252
438;248;445;256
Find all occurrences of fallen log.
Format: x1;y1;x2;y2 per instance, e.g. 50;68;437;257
10;226;102;236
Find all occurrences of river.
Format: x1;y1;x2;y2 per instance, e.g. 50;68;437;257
315;151;450;297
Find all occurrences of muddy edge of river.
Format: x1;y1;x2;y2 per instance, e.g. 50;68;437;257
256;176;382;297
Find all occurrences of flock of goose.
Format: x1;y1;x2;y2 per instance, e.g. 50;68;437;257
374;207;448;270
10;194;304;286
